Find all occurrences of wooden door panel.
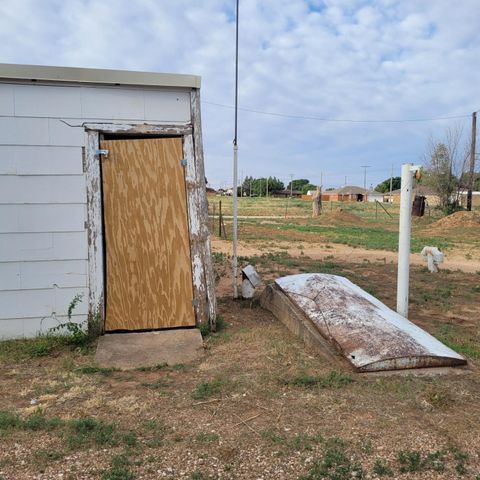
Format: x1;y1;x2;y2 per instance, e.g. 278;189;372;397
101;137;195;331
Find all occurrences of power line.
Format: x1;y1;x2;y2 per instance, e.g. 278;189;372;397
203;100;472;124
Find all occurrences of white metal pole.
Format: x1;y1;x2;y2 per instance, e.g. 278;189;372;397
232;144;238;298
232;0;239;299
396;163;419;318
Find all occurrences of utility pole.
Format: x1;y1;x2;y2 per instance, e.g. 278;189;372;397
289;173;294;197
467;111;477;211
266;177;269;198
389;164;394;203
344;175;347;186
231;0;239;299
360;165;371;202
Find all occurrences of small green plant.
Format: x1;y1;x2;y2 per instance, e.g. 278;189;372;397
34;448;64;462
192;378;224;400
398;450;422;472
195;431;219;443
49;293;90;347
199;315;227;338
0;410;20;429
75;365;115;376
101;454;134;480
373;459;393;476
67;417;117;448
141;379;168;389
300;438;363;480
451;447;468;475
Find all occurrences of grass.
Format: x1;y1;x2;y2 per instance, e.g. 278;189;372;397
75;365;116;376
67;417;118;448
192;378;225;400
299;438;363;480
283;370;353;389
199;315;227;338
373;459;393;476
435;324;480;360
101;454;135;480
195;432;219;443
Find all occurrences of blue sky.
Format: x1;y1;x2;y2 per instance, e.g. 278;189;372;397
0;0;478;189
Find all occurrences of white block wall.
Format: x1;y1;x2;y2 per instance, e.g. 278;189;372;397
0;82;191;338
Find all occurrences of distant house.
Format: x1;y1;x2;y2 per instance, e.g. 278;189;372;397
386;185;441;207
458;190;480;209
322;186;367;202
366;190;385;203
271;190;302;198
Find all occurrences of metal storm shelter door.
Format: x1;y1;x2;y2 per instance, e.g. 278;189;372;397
101;137;195;331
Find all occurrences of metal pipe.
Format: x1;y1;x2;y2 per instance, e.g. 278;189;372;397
396;163;419;318
232;0;240;299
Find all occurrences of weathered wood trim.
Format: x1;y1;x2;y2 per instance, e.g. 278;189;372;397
183;133;208;327
83;123;192;136
85;118;214;333
85;130;105;333
190;89;217;330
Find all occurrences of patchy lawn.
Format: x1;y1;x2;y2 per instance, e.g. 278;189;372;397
1;252;480;479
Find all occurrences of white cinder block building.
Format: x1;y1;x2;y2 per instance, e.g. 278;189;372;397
0;64;216;339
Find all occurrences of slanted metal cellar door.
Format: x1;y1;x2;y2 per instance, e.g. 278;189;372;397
100;137;195;331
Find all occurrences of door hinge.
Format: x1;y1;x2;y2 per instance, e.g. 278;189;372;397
180;158;187;167
192;299;199;308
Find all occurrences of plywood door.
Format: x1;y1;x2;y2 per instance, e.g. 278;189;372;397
101;137;195;331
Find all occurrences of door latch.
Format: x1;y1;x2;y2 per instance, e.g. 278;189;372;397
180;158;187;167
95;149;109;156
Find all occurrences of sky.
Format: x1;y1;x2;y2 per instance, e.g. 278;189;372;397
0;0;478;189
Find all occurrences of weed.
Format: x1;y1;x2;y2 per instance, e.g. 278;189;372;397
101;454;134;480
299;438;363;480
398;450;422;472
135;363;168;372
192;379;224;400
75;365;115;376
0;410;20;429
261;429;287;446
422;384;453;408
291;432;323;451
68;417;117;448
424;450;446;472
23;411;63;431
141;380;168;389
50;294;91;347
122;432;138;448
452;447;468;475
284;370;353;389
34;448;64;462
200;315;227;338
195;432;219;443
373;459;393;476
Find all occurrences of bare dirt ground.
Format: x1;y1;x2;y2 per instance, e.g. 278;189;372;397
212;238;480;274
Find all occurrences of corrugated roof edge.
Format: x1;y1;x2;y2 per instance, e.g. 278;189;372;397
0;63;201;89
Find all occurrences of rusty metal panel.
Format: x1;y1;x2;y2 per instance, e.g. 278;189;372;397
275;274;466;372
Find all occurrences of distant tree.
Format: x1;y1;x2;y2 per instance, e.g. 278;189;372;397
375;177;401;193
300;183;318;194
423;125;470;209
241;176;284;196
286;179;310;191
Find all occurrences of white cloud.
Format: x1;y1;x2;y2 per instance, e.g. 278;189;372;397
0;0;478;188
